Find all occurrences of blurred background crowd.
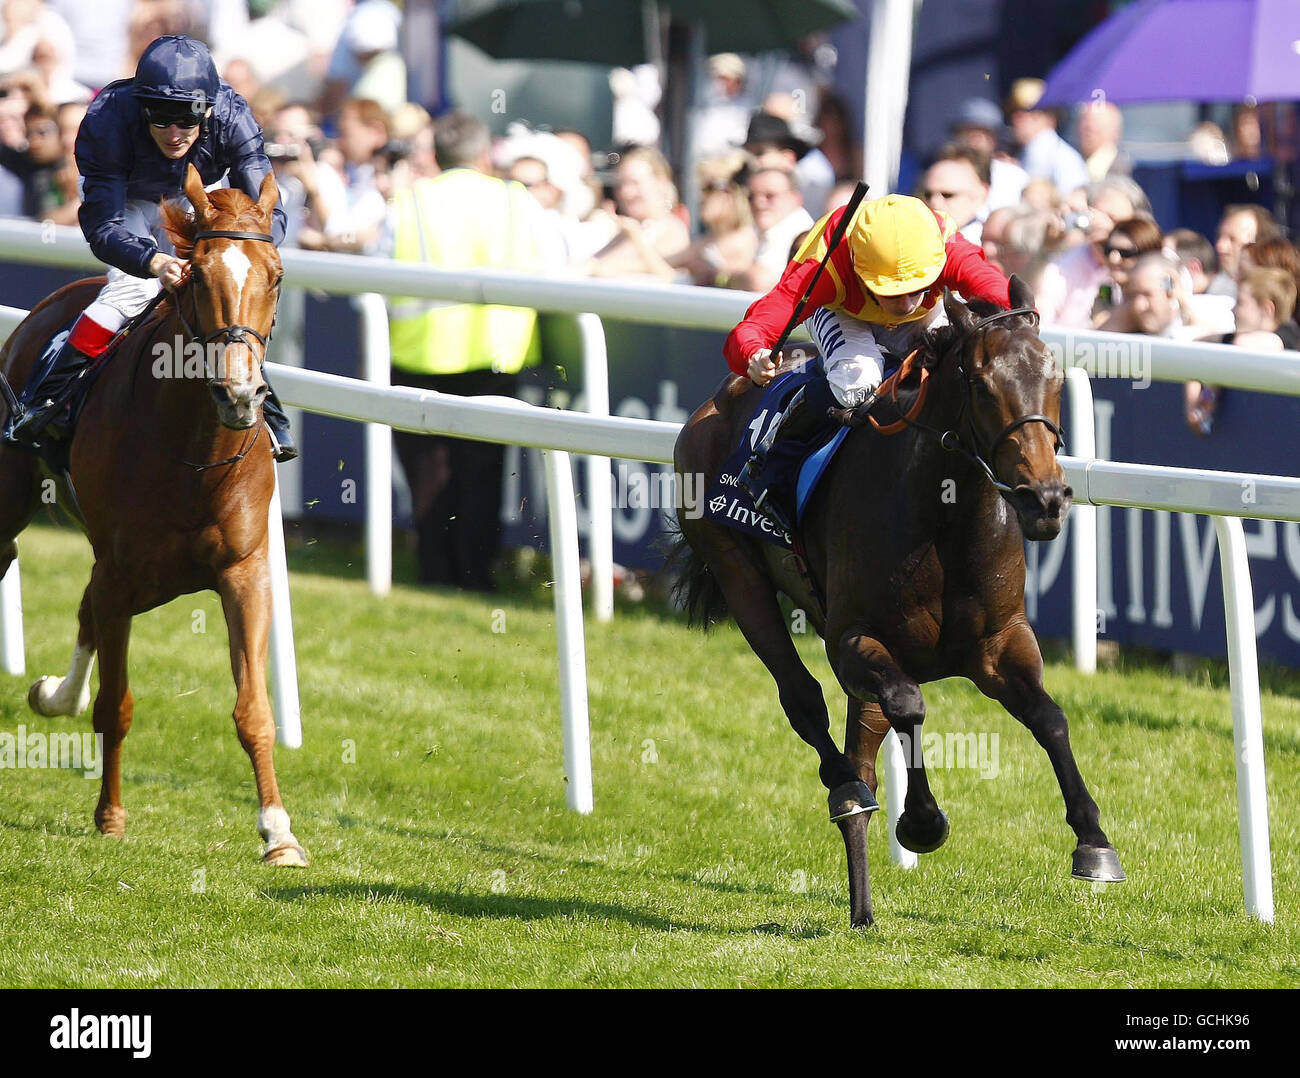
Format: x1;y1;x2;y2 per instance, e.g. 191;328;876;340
1;0;1296;585
1;5;1291;368
2;4;1295;346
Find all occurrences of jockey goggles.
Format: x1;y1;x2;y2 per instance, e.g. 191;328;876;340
142;102;203;129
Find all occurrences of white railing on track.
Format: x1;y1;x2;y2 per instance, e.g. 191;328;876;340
8;220;1300;656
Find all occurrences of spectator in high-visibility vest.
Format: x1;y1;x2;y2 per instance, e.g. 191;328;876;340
384;110;546;591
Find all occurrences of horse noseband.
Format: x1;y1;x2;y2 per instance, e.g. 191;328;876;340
199;323;269;350
989;412;1065;458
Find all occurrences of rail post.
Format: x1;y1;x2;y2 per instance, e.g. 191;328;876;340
1214;515;1274;922
543;447;594;813
0;553;23;676
1065;367;1097;673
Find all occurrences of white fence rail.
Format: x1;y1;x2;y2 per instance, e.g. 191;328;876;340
7;219;1300;659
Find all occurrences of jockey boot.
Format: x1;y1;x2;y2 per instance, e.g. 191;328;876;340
263;385;297;463
739;383;834;533
5;332;93;448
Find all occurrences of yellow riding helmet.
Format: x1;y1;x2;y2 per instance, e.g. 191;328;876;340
849;194;948;296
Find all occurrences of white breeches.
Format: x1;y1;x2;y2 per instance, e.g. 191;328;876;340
807;304;948;406
82;200;173;333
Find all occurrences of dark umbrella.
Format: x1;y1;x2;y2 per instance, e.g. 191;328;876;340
1038;0;1300;106
447;0;860;66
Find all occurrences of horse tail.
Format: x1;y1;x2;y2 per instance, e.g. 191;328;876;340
663;517;728;630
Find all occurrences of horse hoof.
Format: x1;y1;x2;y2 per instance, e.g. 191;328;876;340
28;676;58;716
828;780;880;822
95;811;126;839
263;842;310;867
896;809;949;853
1072;844;1126;882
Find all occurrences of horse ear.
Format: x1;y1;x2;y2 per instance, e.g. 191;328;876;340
1007;273;1036;312
943;289;976;336
185;165;210;222
256;170;279;220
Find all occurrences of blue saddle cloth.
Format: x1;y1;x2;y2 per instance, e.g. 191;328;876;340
703;359;849;550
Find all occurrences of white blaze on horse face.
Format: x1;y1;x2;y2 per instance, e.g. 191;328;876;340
219;244;253;307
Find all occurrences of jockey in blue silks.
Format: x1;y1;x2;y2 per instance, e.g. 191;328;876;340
7;34;297;461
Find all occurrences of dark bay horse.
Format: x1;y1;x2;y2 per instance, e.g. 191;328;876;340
0;165;307;865
673;276;1123;927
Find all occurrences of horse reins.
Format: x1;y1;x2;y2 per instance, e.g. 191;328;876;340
174;228;279;472
885;305;1065;498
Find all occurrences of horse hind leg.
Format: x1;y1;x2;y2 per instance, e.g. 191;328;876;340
695;534;867;809
836;699;893;928
29;584;96;718
0;442;41;565
834;627;949;855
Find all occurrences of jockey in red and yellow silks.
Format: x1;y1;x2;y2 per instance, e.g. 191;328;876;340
725;193;1010;408
729;193;1013;529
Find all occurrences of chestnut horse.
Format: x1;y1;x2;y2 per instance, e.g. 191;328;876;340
673;278;1123;927
0;166;307;865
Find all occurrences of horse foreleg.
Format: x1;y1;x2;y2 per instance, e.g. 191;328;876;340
89;567;132;838
708;551;863;801
833;628;949;854
218;554;308;867
29;584;96;718
836;699;892;928
973;621;1124;882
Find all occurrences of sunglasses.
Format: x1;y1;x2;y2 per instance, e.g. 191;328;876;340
1103;243;1139;260
143;107;201;130
923;189;972;201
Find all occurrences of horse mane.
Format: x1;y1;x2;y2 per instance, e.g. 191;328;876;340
160;187;266;260
921;293;1013;366
155;188;269;320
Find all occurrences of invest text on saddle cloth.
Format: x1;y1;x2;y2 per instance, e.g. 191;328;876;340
672;185;1123;930
1;33;296;467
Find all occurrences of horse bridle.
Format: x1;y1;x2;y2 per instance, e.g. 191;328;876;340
900;305;1065;498
174;228;280;471
178;229;279;358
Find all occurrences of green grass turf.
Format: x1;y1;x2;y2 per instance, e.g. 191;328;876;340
0;521;1297;988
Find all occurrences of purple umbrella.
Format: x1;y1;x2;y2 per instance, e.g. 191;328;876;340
1038;0;1300;105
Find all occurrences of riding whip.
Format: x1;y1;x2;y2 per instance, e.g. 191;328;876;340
767;180;869;361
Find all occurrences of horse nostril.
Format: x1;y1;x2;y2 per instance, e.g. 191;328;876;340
1041;482;1071;518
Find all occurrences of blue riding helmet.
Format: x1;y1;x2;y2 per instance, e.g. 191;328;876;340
133;35;219;116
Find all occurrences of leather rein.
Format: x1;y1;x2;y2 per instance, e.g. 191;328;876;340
173;228;279;472
882;305;1065;498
